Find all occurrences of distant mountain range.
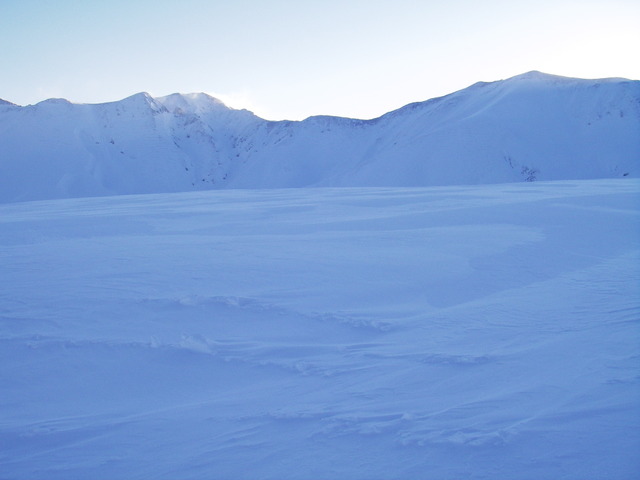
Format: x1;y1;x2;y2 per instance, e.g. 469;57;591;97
1;71;638;203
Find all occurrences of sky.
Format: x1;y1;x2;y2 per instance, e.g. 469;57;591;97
1;0;639;120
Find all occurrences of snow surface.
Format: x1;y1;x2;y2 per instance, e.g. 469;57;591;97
1;71;638;203
1;179;639;479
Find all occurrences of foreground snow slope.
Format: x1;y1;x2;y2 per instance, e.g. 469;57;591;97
1;179;638;479
1;72;638;202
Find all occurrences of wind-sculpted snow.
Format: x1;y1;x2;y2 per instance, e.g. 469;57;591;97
0;180;638;479
0;72;638;202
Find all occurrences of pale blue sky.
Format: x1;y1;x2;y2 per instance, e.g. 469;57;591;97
1;0;638;120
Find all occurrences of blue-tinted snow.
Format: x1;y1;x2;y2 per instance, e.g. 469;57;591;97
0;180;638;479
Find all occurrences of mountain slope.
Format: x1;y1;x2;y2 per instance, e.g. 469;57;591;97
0;72;638;202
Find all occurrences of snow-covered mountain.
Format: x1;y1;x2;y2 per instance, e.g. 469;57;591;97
1;71;638;202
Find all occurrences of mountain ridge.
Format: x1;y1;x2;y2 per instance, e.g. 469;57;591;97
1;72;638;203
8;71;634;119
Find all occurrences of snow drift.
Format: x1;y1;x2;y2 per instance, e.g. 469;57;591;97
0;180;638;479
0;71;638;203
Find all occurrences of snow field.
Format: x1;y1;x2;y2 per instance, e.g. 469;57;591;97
0;179;639;479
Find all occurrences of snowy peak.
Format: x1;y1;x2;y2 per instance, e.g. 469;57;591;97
35;97;73;106
116;92;168;114
155;92;229;115
154;93;262;129
506;70;570;82
498;71;637;90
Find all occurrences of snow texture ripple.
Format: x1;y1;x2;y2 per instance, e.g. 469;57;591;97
0;179;638;479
